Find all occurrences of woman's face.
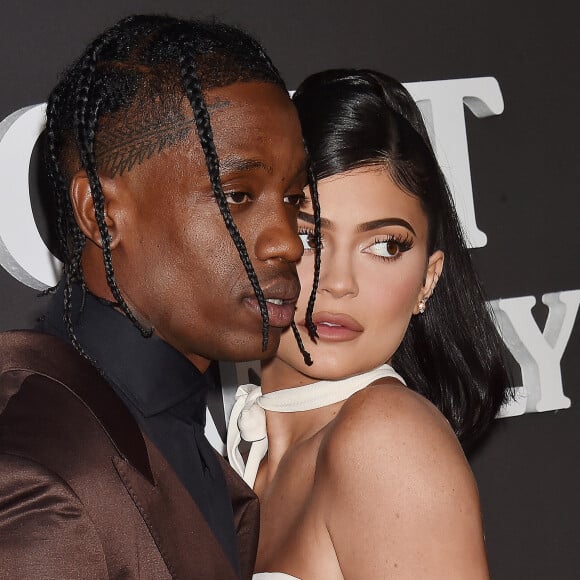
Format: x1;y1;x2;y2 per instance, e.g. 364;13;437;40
272;166;443;383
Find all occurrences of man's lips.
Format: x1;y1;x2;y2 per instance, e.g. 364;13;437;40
242;278;300;329
300;311;364;342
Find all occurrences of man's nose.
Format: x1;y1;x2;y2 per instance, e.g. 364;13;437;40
254;205;304;264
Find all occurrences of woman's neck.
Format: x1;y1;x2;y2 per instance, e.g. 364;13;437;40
258;401;343;488
260;354;318;394
259;356;342;474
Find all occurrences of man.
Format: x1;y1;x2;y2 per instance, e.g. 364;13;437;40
0;15;311;579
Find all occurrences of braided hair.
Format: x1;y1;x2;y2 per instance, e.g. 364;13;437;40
45;15;319;363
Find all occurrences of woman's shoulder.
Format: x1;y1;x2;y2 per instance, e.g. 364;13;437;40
329;377;457;449
311;381;487;577
315;377;475;495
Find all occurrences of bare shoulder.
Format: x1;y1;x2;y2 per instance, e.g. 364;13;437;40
315;378;478;512
313;380;487;578
323;378;465;464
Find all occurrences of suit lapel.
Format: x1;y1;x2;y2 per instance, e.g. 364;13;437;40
218;453;260;580
115;436;240;580
1;331;258;579
0;331;153;481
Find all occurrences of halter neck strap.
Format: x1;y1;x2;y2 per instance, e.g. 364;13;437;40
226;364;405;487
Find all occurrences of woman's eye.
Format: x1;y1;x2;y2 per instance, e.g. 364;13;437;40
366;235;413;260
225;192;250;205
372;239;401;258
298;229;317;251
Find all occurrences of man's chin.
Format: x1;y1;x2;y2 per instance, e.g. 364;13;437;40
229;329;283;363
245;334;281;362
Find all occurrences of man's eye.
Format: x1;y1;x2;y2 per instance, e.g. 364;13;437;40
225;192;250;205
284;193;307;208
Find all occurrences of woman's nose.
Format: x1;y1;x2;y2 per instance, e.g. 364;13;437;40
317;250;358;299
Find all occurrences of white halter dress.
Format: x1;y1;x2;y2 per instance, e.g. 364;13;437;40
226;364;406;580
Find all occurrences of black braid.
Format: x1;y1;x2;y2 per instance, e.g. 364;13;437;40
252;40;320;363
72;30;152;340
251;40;320;362
77;79;153;337
305;162;321;341
178;48;270;350
62;263;89;357
291;321;312;366
46;87;86;279
46;79;89;351
46;91;68;256
254;44;284;87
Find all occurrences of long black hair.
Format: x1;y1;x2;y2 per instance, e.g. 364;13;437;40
45;14;316;362
293;69;511;446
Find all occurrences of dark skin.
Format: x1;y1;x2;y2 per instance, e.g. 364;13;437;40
70;82;307;371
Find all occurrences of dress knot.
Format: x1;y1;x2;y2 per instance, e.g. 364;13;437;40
235;383;267;443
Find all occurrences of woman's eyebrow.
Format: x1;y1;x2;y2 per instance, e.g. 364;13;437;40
356;218;416;235
298;211;331;229
298;212;416;235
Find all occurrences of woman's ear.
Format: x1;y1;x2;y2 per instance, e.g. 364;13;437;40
70;172;120;249
413;250;444;315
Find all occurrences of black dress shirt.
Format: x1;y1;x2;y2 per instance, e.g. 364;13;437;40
38;283;239;573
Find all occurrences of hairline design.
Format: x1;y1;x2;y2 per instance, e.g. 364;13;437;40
97;98;232;177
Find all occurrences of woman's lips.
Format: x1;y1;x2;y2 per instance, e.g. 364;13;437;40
305;312;364;342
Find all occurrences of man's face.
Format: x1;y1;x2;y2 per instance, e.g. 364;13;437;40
101;82;307;370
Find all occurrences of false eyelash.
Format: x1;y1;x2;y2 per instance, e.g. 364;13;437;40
370;233;415;262
297;226;318;238
374;233;414;252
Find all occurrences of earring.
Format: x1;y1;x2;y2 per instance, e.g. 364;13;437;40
418;298;426;314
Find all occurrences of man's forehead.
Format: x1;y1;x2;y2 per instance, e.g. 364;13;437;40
95;82;297;179
95;97;232;178
220;155;273;175
204;81;292;114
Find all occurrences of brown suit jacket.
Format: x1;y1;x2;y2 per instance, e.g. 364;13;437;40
0;331;259;579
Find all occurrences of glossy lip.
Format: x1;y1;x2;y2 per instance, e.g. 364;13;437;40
300;311;364;342
242;276;300;329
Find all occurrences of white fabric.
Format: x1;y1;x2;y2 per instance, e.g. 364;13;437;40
253;574;299;579
227;364;405;487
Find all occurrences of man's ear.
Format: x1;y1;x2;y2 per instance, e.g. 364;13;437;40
413;250;444;315
70;172;120;249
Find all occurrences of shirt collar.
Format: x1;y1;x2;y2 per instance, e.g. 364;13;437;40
39;283;210;420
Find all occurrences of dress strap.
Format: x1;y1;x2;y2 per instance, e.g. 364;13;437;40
226;364;405;487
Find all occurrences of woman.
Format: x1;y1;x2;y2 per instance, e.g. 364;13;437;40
227;69;510;579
